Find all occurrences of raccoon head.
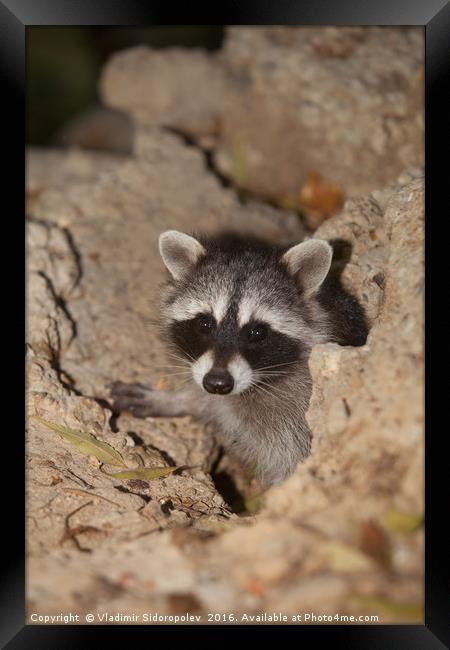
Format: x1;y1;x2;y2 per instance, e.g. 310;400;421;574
158;230;332;396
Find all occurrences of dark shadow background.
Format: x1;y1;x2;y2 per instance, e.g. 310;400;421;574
27;27;224;146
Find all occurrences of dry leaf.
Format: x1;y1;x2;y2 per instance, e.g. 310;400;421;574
245;579;266;596
32;416;127;467
383;509;424;534
359;520;391;568
324;541;374;572
299;170;344;229
201;520;234;534
102;466;179;480
350;595;423;621
243;493;264;514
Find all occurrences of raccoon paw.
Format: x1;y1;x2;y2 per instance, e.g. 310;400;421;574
108;381;158;418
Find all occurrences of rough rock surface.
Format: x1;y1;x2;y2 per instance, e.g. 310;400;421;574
26;147;126;216
26;30;424;624
101;27;423;205
26;134;424;623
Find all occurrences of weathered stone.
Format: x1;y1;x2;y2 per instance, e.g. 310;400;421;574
262;176;424;617
100;48;229;139
26;33;423;622
100;28;423;205
25;133;305;616
26;147;125;217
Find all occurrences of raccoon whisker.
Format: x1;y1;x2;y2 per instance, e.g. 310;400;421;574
172;347;195;361
159;374;194;390
255;360;302;372
256;380;298;399
253;374;292;387
255;371;292;378
155;371;192;376
167;350;195;363
248;381;278;403
258;378;298;392
249;380;297;408
167;377;191;386
154;367;192;374
152;364;192;370
164;350;188;360
252;376;288;388
165;351;193;364
251;379;300;408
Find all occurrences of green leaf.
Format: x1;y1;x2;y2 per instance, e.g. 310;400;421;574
383;509;424;534
102;466;179;480
243;493;264;514
32;416;127;467
325;542;374;572
198;520;234;534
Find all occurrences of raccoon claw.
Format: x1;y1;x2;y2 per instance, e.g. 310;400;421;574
108;381;156;418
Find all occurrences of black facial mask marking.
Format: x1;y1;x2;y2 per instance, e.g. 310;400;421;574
170;312;301;381
170;313;216;361
239;321;301;374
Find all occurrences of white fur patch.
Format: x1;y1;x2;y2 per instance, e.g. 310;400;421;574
212;290;230;324
192;350;214;387
237;297;303;341
228;354;253;394
237;297;255;329
165;297;211;322
165;288;230;324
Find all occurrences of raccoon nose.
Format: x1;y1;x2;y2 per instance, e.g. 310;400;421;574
203;369;234;395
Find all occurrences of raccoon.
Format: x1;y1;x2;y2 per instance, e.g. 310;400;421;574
110;230;367;486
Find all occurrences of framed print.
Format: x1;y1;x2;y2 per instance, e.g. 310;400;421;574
3;0;448;646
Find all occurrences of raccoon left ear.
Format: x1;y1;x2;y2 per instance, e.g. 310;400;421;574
159;230;206;280
281;239;332;296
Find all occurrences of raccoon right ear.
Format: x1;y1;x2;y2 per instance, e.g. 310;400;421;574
158;230;206;280
281;239;332;296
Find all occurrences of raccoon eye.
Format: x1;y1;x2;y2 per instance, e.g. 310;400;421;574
196;314;214;334
248;324;268;343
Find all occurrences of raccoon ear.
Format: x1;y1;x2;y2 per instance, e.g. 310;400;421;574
281;239;332;296
159;230;206;280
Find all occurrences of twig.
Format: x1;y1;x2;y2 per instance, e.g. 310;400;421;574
60;501;102;553
61;486;124;509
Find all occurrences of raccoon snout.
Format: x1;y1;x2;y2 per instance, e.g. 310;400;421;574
203;368;234;395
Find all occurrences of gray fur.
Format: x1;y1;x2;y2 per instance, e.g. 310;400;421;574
159;230;206;280
281;239;332;296
110;231;366;487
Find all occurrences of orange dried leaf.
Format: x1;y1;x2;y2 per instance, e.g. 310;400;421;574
359;520;391;568
299;170;344;227
245;579;266;596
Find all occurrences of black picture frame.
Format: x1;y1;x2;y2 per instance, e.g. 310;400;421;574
6;1;449;647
